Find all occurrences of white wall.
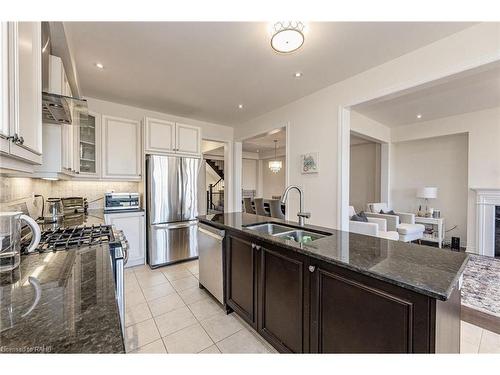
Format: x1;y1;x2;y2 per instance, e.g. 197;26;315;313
235;23;500;229
391;106;500;251
391;133;469;244
261;156;286;199
242;159;257;190
87;97;234;142
351;111;391;143
350;143;381;212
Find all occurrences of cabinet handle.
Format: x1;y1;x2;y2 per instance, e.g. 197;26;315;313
18;136;24;145
308;266;316;273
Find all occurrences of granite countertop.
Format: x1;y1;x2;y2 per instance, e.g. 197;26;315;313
0;212;124;353
198;212;469;301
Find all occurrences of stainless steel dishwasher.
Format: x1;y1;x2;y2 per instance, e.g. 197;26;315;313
198;223;225;304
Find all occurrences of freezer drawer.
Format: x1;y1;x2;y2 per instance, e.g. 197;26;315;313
198;223;225;304
148;221;198;267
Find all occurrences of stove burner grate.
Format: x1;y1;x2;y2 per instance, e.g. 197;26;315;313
31;224;115;253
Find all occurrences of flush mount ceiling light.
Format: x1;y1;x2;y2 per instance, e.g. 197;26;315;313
271;21;305;54
268;140;283;173
95;62;104;69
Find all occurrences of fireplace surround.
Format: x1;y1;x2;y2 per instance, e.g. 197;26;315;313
473;188;500;258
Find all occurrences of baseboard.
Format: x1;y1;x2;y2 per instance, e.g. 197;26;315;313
465;246;477;254
461;305;500;334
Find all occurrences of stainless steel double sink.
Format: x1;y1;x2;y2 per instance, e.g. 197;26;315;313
244;222;331;244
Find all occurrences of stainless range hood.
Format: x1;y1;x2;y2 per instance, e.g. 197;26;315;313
41;22;89;127
42;91;88;127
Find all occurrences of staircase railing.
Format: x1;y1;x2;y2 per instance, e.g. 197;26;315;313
207;177;224;212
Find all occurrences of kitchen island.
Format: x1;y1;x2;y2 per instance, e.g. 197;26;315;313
198;212;469;354
0;211;124;353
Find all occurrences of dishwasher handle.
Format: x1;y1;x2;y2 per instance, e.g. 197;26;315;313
198;223;225;240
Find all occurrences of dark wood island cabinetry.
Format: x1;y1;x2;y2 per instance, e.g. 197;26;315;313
201;213;467;354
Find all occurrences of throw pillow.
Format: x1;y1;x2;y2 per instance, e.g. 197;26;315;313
380;209;397;215
358;211;369;222
351;213;368;223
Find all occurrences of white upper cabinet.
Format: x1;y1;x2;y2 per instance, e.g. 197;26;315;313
78;112;101;178
0;23;10;155
176;122;201;155
102;115;142;180
144;117;201;157
144;117;175;153
0;22;42;167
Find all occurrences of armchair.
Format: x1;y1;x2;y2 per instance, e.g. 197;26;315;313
348;206;399;241
365;203;425;242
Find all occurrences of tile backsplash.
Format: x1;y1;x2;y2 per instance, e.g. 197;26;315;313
0;177;140;216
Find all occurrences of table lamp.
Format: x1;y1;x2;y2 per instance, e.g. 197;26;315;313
417;187;438;216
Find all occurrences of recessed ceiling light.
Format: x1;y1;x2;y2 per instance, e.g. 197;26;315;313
238;104;244;109
417;114;422;119
294;72;303;78
95;63;104;69
270;21;305;54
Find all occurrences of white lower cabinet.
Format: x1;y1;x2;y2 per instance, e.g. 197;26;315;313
104;211;146;268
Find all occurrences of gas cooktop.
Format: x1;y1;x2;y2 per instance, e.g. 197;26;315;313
27;224;116;253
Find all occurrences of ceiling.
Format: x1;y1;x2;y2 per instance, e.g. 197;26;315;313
352;62;500;127
64;22;474;127
242;128;286;153
201;140;225;153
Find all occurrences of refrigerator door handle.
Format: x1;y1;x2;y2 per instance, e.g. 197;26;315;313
152;220;198;229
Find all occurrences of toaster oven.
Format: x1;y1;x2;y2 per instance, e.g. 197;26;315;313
104;193;140;212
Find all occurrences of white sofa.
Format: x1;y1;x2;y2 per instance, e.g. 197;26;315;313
348;206;399;240
365;203;425;242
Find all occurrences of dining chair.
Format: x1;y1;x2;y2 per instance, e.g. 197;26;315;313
269;199;285;219
254;198;269;216
243;197;255;214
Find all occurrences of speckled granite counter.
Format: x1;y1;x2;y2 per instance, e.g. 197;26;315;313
0;212;124;353
198;212;469;301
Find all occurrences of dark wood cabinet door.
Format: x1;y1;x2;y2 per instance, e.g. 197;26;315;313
257;245;310;353
225;234;257;328
310;266;417;353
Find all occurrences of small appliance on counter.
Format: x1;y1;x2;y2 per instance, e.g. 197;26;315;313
0;212;41;273
44;198;64;223
61;197;87;217
104;193;140;212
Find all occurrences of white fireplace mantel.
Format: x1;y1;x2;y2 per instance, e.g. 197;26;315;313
472;188;500;257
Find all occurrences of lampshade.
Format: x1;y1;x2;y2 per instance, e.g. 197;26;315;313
417;187;438;199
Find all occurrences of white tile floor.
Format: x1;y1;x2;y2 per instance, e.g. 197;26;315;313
124;260;276;353
124;260;500;354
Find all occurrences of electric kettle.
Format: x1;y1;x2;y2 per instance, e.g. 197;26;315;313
0;212;41;273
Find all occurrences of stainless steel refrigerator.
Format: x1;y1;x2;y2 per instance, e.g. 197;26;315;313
146;154;201;268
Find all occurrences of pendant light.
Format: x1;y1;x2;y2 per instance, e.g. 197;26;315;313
268;140;282;173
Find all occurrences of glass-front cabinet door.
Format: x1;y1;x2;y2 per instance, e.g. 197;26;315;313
79;112;100;177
